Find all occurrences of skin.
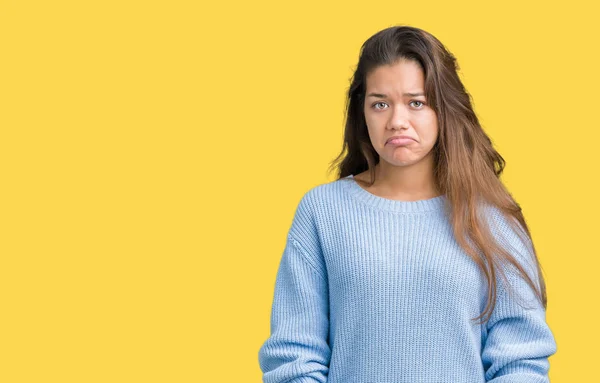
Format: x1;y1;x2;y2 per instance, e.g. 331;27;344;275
354;59;441;202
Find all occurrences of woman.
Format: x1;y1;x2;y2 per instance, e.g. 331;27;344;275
258;25;557;382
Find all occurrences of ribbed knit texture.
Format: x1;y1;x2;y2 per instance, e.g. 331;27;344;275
258;175;557;383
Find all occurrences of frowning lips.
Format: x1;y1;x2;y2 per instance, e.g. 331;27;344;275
386;135;416;144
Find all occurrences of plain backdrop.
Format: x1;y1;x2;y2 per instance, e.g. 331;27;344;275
1;1;598;382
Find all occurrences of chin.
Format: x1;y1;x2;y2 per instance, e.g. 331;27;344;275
382;157;420;167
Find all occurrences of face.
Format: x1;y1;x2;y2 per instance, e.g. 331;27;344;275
363;59;438;168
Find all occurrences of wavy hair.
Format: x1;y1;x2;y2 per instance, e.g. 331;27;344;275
327;25;547;325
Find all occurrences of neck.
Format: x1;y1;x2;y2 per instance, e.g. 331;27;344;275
372;154;440;200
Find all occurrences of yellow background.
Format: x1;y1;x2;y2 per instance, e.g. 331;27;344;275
1;1;598;381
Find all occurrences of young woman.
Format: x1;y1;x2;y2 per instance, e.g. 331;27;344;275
258;25;557;383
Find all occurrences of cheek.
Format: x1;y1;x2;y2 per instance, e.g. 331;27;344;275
364;117;381;138
364;112;378;127
420;115;438;140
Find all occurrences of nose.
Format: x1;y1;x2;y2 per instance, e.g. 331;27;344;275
387;104;410;131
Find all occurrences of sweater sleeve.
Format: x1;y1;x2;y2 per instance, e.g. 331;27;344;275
481;208;557;382
258;193;331;383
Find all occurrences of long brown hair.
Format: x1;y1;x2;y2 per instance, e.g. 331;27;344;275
327;25;547;325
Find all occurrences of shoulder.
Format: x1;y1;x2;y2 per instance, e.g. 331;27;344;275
478;201;538;278
288;177;349;245
293;177;350;218
478;203;531;249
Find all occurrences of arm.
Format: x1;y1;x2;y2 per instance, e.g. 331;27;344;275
481;209;558;382
258;193;331;383
258;234;331;383
482;268;557;382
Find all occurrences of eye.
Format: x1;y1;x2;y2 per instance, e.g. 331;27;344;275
410;100;425;108
372;101;388;110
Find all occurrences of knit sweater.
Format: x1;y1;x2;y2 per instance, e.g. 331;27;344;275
258;175;557;383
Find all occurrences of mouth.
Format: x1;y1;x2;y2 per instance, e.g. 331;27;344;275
386;136;416;145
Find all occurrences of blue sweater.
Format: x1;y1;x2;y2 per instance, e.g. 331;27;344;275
258;175;557;383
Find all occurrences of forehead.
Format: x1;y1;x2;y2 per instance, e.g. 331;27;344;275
365;60;424;92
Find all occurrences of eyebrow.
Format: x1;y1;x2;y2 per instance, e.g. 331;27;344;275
366;92;425;98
